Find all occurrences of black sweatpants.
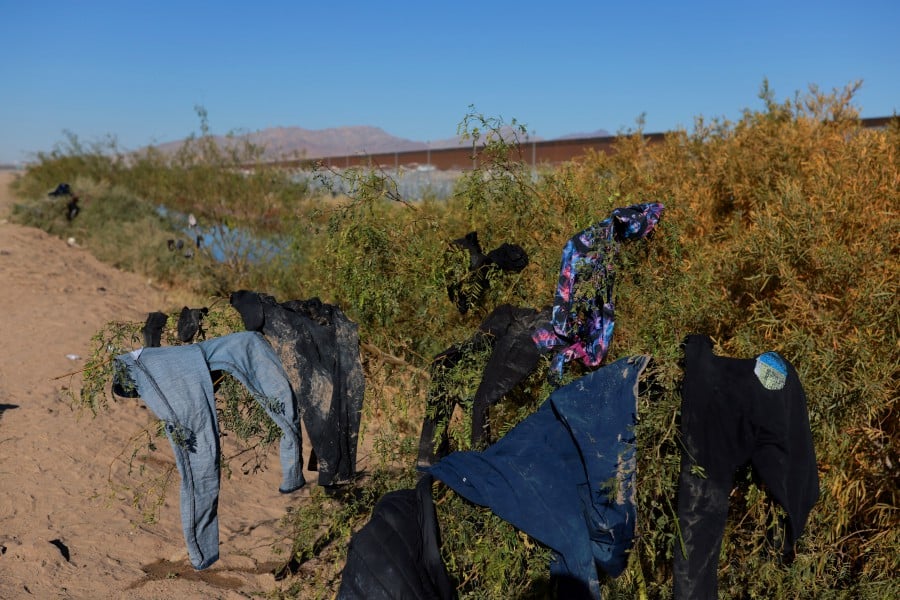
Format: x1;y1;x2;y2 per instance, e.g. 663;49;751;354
674;335;819;599
416;304;548;466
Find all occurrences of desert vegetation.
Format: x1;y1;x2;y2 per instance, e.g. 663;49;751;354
10;82;898;598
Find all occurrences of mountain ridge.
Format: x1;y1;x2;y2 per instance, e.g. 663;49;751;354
152;124;611;161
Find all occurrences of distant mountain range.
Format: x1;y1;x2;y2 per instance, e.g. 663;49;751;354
152;125;611;161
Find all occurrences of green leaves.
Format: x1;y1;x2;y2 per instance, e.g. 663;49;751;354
15;85;900;597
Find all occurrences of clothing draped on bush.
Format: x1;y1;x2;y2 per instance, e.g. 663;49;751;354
113;331;305;570
426;355;649;599
444;231;529;315
337;474;457;600
533;202;664;380
230;290;365;487
673;334;819;599
417;304;550;467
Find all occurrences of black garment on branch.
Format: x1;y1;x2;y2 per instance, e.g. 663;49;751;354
445;232;529;314
674;334;819;600
485;242;529;272
142;311;169;348
230;290;364;487
336;474;457;600
66;196;80;221
177;306;209;343
48;183;71;197
417;304;549;467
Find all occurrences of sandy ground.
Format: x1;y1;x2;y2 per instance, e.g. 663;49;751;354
0;171;312;599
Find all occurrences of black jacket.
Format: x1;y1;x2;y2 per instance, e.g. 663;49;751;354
337;474;456;600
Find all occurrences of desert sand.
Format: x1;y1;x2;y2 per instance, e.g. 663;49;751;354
0;171;310;599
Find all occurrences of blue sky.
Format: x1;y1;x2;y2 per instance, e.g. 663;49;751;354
1;1;897;164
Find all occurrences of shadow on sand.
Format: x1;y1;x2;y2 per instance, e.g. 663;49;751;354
0;403;19;423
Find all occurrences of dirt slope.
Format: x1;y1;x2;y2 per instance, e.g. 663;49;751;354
0;172;304;599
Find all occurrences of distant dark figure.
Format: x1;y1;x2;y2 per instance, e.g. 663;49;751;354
66;196;80;221
196;234;204;249
49;183;71;197
167;238;195;256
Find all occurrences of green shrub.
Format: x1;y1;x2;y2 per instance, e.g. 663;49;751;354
19;85;899;598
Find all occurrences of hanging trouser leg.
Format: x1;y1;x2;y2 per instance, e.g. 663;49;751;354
116;332;306;569
470;331;542;448
334;315;365;484
672;456;731;599
142;311;168;347
417;346;464;467
470;305;550;448
117;346;222;569
200;331;305;493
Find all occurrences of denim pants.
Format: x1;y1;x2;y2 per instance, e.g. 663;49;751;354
426;355;649;599
230;292;365;487
115;331;304;569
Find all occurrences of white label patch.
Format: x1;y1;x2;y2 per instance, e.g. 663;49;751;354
755;352;787;390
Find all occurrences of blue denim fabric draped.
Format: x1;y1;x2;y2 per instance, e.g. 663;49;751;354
115;331;304;569
426;355;649;599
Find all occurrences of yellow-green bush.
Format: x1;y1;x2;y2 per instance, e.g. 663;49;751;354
13;84;898;598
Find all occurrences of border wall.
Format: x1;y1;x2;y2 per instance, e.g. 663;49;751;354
265;116;896;172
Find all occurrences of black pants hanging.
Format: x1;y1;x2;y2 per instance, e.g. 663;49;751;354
230;291;365;487
674;335;819;599
337;474;456;599
417;304;548;466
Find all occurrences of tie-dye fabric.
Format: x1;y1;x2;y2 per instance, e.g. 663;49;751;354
532;202;664;379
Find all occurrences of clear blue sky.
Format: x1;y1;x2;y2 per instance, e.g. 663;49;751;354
1;1;897;164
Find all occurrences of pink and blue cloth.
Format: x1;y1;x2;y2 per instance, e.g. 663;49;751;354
533;202;664;380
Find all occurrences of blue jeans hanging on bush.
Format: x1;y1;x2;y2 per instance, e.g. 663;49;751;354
426;355;649;599
114;331;304;570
